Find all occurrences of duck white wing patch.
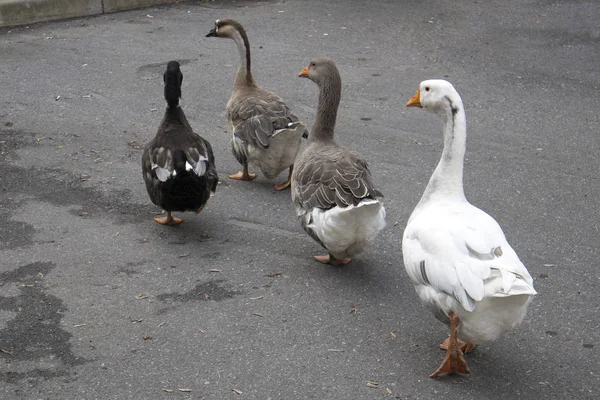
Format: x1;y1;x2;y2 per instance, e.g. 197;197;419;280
150;147;174;182
192;155;208;177
152;163;172;182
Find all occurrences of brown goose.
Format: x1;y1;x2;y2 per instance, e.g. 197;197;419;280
142;61;218;225
292;57;386;265
206;18;307;190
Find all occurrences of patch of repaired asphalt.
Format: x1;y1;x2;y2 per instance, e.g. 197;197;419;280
156;279;243;304
0;128;154;238
0;262;87;384
0;129;36;162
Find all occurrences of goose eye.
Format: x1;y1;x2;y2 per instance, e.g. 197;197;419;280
310;62;315;67
425;86;430;92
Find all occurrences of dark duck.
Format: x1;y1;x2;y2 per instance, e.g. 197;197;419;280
142;61;218;225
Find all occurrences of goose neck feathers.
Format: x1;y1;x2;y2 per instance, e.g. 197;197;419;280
300;57;341;142
207;18;255;88
411;80;467;205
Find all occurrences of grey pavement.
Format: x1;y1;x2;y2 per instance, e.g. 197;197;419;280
1;0;599;399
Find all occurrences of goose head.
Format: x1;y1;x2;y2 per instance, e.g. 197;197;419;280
298;57;341;88
406;79;462;115
205;18;246;42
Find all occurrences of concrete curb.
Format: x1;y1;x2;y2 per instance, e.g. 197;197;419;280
0;0;179;28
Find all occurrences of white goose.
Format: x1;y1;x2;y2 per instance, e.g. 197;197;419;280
403;80;537;377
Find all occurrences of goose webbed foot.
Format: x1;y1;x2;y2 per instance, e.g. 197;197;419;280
440;337;477;354
229;164;256;181
229;171;257;181
430;347;470;378
154;212;184;226
313;254;351;266
430;311;471;377
273;166;293;191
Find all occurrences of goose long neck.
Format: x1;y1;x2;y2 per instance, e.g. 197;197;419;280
420;103;467;204
310;74;341;143
232;31;255;88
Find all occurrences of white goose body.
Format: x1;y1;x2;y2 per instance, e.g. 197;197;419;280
404;199;535;343
403;80;536;375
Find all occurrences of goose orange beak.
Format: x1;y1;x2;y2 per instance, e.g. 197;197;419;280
298;66;309;78
406;90;422;108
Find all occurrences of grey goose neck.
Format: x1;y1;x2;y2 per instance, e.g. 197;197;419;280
310;67;342;143
231;23;255;88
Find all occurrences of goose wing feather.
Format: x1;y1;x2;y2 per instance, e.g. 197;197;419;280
294;146;381;212
228;91;299;149
403;203;536;312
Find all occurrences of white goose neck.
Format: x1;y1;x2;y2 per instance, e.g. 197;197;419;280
419;101;467;205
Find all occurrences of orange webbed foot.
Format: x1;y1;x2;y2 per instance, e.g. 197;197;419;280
429;347;470;377
154;212;184;226
274;166;293;191
273;180;291;191
431;312;471;377
229;171;257;181
440;337;477;354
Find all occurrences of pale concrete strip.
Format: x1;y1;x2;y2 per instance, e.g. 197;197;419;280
103;0;177;13
0;0;179;28
0;0;101;27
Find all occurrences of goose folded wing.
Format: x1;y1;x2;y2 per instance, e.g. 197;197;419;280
405;210;536;312
230;95;299;149
462;209;537;296
295;150;380;211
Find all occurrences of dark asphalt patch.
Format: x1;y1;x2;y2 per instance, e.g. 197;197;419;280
1;162;152;226
156;279;243;304
0;262;87;384
0;129;36;162
0;128;153;226
0;219;35;250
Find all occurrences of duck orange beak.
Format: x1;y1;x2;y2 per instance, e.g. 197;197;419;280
406;90;422;108
298;66;309;78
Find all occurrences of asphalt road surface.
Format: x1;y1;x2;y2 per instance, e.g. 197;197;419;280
1;0;598;399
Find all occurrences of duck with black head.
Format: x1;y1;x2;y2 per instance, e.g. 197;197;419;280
142;61;218;225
